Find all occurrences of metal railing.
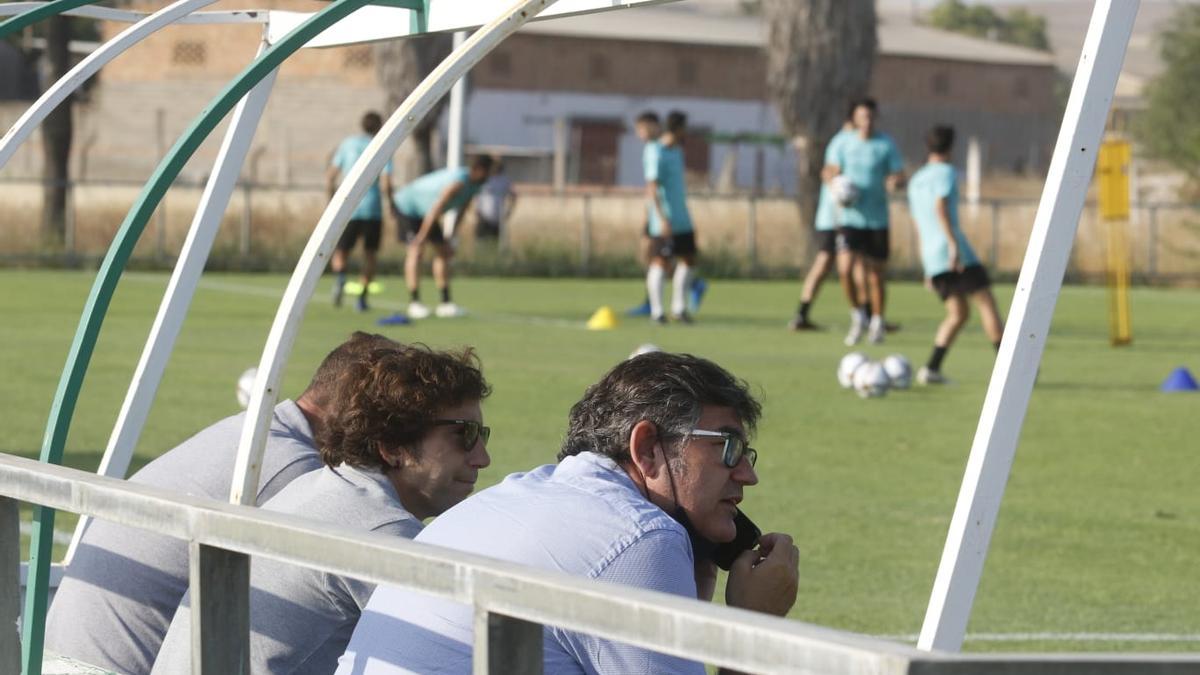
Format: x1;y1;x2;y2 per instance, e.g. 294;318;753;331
3;452;1199;674
3;176;1198;281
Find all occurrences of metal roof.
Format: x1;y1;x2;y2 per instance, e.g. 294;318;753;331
521;5;1056;67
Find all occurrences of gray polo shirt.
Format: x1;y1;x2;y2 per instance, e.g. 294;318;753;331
45;400;322;675
152;464;422;675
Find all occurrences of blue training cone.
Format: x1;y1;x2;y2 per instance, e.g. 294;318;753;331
1161;367;1199;392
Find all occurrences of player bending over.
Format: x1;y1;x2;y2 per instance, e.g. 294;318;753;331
907;125;1004;384
394;155;494;319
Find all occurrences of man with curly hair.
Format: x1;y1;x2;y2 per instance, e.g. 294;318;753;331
46;331;394;675
339;351;798;675
153;342;492;674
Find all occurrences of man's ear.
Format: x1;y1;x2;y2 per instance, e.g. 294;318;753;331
377;442;403;469
628;420;663;479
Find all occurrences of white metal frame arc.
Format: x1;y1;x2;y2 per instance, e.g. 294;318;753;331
918;0;1141;652
0;0;227;170
65;40;281;565
0;3;267;23
230;0;560;504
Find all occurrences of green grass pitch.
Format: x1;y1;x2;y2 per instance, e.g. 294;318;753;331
1;269;1197;653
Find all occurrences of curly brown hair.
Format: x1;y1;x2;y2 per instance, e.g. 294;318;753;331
316;344;491;469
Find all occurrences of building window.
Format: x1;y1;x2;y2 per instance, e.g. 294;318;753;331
343;46;373;69
588;54;610;82
1014;75;1030;99
932;71;950;95
172;41;207;66
490;50;512;77
678;58;697;86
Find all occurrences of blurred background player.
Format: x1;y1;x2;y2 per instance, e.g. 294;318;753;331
327;111;393;312
393;155;494;319
473;160;516;245
825;98;905;345
907;125;1005;384
789;118;854;331
645;110;699;324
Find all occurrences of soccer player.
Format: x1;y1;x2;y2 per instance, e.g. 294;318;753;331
327;111;393;312
789;120;854;331
474;160;516;243
627;111;661;318
645;110;699;324
393;155;494;319
907;125;1005;384
825;98;905;345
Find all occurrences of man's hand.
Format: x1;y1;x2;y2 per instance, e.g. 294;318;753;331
725;532;798;617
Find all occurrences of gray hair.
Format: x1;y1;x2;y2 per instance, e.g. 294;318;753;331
558;352;761;464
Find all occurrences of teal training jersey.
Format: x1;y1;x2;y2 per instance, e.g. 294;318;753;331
331;135;392;221
829;132;903;230
393;167;479;219
907;161;979;278
644;141;694;236
815;129;855;231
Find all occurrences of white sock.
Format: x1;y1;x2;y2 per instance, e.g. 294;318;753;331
647;265;665;318
671;263;692;316
851;307;866;326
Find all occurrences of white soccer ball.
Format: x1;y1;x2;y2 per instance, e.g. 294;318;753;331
830;175;859;207
852;360;890;399
236;367;257;409
882;354;913;390
838;352;868;389
629;343;661;359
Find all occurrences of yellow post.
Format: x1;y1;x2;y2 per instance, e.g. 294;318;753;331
1097;139;1132;346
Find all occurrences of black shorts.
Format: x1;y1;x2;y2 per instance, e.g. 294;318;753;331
475;216;501;240
336;218;382;252
835;227;889;261
815;230;837;255
931;264;991;301
650;231;698;259
399;213;445;244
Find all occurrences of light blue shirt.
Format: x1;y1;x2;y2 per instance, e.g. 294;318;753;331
644;141;694;236
815;129;855;231
336;452;704;675
907;161;979;277
828;131;903;230
393;167;480;219
331;135;393;221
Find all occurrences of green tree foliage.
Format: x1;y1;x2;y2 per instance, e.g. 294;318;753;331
927;0;1050;51
1136;6;1200;185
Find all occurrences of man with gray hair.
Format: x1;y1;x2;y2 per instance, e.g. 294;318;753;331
337;352;799;674
46;332;397;675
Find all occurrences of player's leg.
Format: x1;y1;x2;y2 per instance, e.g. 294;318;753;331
790;233;834;330
646;256;668;324
430;225;461;318
669;234;697;323
402;215;430;319
865;230;890;344
331;222;360;308
628;224;654;317
357;219;382;312
967;267;1004;349
836;228;867;346
919;288;969;385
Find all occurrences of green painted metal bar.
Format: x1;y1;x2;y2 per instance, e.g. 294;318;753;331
0;0;98;39
18;3;378;672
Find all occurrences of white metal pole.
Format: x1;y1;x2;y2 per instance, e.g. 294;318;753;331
917;0;1139;652
60;41;278;562
443;29;468;237
0;0;224;170
229;0;557;506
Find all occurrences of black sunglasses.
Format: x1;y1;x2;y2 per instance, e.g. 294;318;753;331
431;419;490;451
689;429;757;468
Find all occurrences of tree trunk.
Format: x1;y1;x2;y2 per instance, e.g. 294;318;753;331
763;0;877;231
41;15;74;246
374;34;453;183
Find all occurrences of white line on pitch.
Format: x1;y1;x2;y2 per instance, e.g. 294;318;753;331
880;632;1200;643
125;273;588;329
